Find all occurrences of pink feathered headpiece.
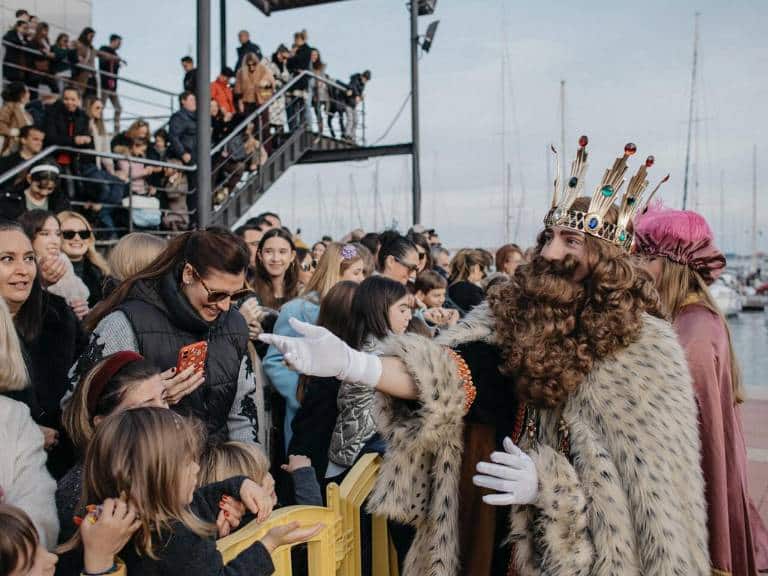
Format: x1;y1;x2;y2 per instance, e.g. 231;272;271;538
633;205;726;284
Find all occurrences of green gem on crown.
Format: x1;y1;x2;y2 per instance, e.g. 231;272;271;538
619;231;627;242
601;185;614;198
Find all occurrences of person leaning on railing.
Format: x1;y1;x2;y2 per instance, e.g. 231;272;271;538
2;19;29;83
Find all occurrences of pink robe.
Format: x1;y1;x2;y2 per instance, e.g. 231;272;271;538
676;304;768;575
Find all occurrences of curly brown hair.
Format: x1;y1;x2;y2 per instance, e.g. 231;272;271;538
487;197;660;408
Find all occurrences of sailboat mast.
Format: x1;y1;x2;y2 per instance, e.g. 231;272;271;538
682;12;700;210
752;145;758;272
560;80;566;184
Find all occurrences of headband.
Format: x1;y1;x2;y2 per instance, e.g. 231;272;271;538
86;351;144;415
29;164;60;177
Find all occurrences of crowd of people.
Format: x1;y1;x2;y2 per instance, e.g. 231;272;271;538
0;14;373;242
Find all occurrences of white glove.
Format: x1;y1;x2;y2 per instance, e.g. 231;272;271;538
258;317;382;388
473;437;538;506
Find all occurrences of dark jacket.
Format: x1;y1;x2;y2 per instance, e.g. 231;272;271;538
235;41;262;72
42;100;95;167
168;108;197;162
0;151;35;195
447;281;485;316
288;376;341;483
0;185;71;222
11;293;86;479
2;30;27;82
183;68;197;93
345;73;367;106
97;45;120;91
116;272;249;443
71;259;105;308
287;44;312;91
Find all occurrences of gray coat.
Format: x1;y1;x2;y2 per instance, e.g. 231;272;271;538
168;108;197;162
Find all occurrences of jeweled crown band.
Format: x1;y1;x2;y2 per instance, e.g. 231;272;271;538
546;136;669;252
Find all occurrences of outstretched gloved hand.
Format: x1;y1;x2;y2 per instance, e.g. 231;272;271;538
259;318;382;388
472;437;538;506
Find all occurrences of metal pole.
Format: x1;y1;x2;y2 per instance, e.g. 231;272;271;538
559;79;566;183
197;0;212;228
410;0;421;225
219;0;227;72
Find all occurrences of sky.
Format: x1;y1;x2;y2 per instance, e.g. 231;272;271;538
93;0;768;253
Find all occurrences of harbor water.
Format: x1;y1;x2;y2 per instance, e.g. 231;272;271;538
729;311;768;391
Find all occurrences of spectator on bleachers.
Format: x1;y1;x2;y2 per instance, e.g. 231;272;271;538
42;86;91;172
116;137;159;197
181;55;196;93
26;21;58;100
72;27;96;94
159;159;190;231
0;82;33;156
147;127;168;162
51;33;74;93
76;228;260;445
235;52;274;116
286;30;312;131
267;44;291;137
210;99;233;145
0;125;45;194
169;92;197;165
235;30;262;72
57;210;110;307
344;70;370;142
18;210;89;321
0;220;86;479
111;117;150;150
0;297;59;550
0;162;70;221
211;67;235;118
2;19;29;83
97;34;123;133
311;55;330;136
24;14;38;43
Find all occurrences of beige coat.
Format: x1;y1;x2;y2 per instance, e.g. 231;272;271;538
368;305;709;576
235;61;275;106
0;102;32;155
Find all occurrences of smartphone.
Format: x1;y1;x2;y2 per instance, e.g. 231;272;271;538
176;341;208;374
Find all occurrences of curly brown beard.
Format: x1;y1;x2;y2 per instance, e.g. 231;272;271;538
487;236;660;409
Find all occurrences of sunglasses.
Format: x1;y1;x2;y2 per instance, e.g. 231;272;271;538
395;256;419;274
417;252;427;261
192;268;252;303
62;229;91;240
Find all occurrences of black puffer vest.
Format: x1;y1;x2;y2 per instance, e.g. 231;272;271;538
117;270;248;443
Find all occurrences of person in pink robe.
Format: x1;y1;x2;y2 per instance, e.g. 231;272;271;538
635;207;768;576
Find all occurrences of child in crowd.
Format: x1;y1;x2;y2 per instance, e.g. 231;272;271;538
61;407;321;575
115;138;160;197
200;441;322;517
413;270;459;331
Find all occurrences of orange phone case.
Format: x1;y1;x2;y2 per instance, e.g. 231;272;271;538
176;341;208;374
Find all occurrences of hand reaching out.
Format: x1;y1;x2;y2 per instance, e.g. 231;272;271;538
260;521;324;553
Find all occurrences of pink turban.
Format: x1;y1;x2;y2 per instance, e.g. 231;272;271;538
633;206;726;285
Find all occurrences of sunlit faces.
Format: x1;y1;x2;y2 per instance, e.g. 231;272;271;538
258;236;295;279
341;260;365;283
540;226;590;282
387;294;412;335
181;264;247;322
59;216;91;262
502;251;524;275
0;230;37;314
61;89;80;113
31;217;61;259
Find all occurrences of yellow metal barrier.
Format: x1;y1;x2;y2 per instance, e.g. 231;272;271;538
216;454;399;575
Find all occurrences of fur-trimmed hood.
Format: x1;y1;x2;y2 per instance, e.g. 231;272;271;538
368;306;709;575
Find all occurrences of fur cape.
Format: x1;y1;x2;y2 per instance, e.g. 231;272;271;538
367;303;710;576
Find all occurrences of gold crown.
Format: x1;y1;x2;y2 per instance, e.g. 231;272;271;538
544;136;669;251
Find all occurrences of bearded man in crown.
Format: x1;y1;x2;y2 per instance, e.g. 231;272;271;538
261;139;710;576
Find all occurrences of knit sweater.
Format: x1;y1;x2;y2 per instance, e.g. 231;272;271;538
0;396;59;549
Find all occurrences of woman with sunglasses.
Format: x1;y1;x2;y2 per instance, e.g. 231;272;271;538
57;211;110;308
0;162;70;221
377;230;419;285
72;228;261;446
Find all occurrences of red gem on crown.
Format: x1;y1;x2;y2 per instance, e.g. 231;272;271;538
578;135;589;148
645;155;655;168
624;143;637;156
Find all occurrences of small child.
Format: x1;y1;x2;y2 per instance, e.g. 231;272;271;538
200;442;322;511
63;407;322;576
414;270;459;329
0;504;58;576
